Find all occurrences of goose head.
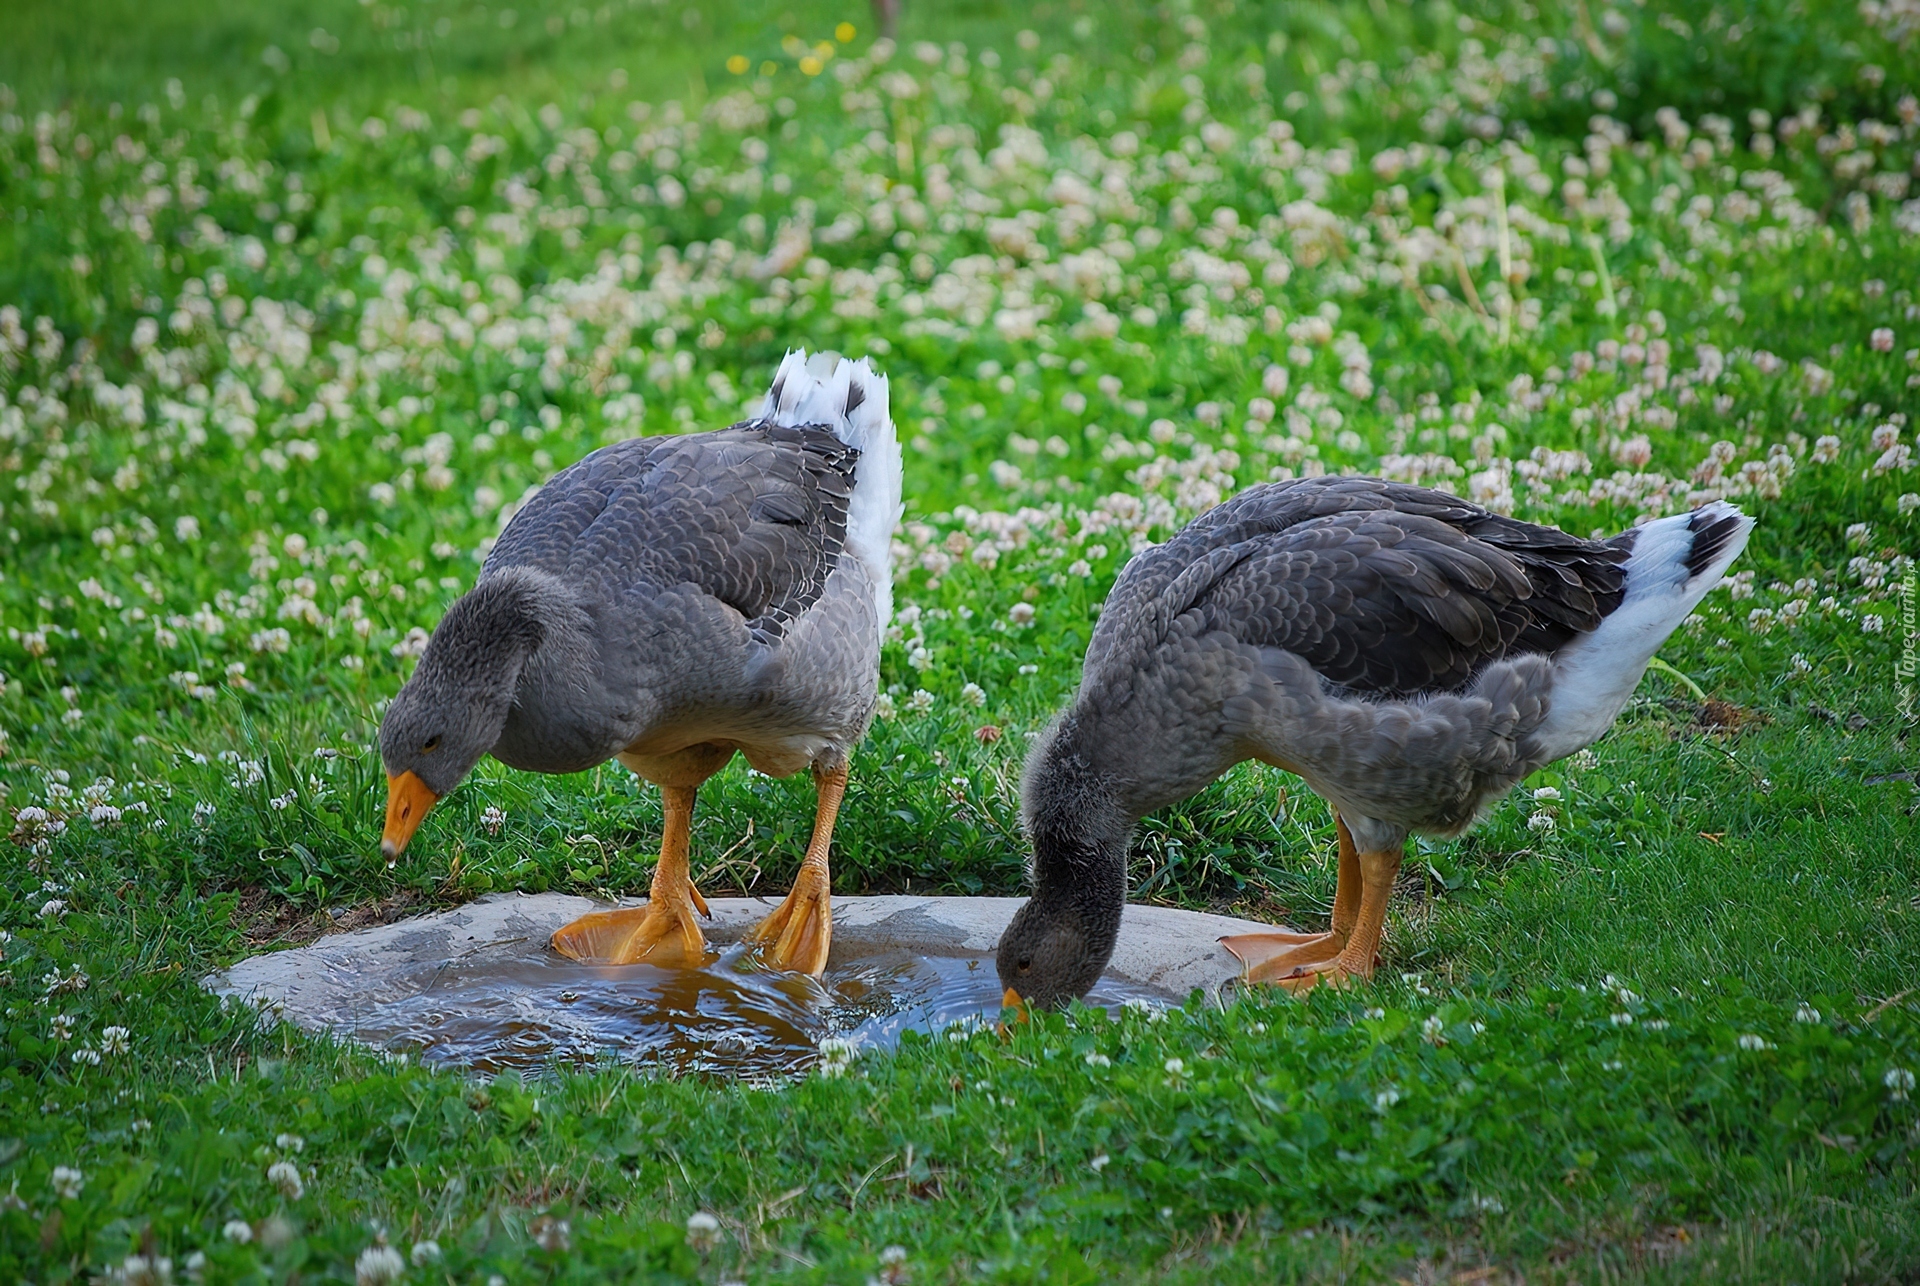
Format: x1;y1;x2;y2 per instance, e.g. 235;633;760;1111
994;714;1131;1009
377;573;546;860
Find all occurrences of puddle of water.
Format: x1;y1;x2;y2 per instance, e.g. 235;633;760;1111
328;942;1170;1080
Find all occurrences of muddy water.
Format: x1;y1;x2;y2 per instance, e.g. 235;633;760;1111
332;942;1170;1079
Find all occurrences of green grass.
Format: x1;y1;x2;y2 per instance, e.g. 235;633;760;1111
3;0;1919;1279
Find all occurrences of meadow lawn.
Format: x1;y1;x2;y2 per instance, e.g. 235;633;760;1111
2;0;1918;1280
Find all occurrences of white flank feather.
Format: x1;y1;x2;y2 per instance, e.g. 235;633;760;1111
1532;500;1754;762
760;349;903;635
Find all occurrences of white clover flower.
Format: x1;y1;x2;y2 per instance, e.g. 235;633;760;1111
1364;1007;1386;1021
1163;1057;1186;1076
1008;602;1036;626
410;1240;441;1266
1793;1005;1821;1024
1643;1019;1671;1032
44;964;88;995
391;627;431;659
275;1133;304;1153
1887;1068;1915;1101
685;1211;721;1252
481;804;506;836
960;682;986;707
906;689;934;713
531;1216;571;1253
1373;1085;1402;1112
1737;1033;1770;1051
266;1159;304;1200
872;693;897;720
1527;811;1556;833
112;1253;172;1285
1531;786;1562;803
1084;1051;1111;1068
1089;1153;1110;1172
51;1013;76;1041
51;1166;84;1199
72;1046;102;1066
1470;1194;1505;1214
816;1036;857;1078
174;515;201;542
223;1220;254;1244
1422;1014;1447;1044
354;1243;404;1286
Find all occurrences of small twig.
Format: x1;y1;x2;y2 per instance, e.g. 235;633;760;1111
1450;245;1492;324
697;818;761;894
1586;231;1618;319
846;1153;897;1208
1646;656;1709;704
1490;168;1514;348
1861;988;1916;1023
891;101;916;180
1375;213;1462;353
1569;0;1614;65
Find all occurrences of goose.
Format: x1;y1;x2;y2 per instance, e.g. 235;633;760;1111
376;350;901;976
996;476;1752;1007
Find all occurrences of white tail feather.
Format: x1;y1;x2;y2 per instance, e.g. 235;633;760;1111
760;349;903;634
1532;501;1754;762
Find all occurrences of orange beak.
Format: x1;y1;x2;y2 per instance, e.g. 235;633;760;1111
381;770;438;863
997;988;1030;1036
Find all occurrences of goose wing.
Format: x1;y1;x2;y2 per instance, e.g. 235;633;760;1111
484;423;857;644
1087;476;1627;697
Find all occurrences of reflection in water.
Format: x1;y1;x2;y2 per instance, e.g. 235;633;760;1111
331;943;1169;1079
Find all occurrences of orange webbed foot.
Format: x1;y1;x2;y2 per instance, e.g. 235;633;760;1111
1222;930;1351;983
743;865;832;976
550;891;710;967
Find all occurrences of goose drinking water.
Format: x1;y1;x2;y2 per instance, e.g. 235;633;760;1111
377;350;901;976
997;476;1752;1007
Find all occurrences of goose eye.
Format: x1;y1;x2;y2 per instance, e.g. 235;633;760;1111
1017;957;1032;972
422;735;441;753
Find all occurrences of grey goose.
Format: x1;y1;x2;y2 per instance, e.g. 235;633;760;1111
996;475;1752;1007
377;350;901;975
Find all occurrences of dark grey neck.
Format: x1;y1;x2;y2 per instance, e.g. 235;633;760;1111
420;568;554;680
1021;712;1134;959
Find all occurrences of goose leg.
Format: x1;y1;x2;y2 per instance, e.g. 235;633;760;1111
551;783;712;966
1272;840;1404;993
1221;814;1364;979
744;762;846;976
